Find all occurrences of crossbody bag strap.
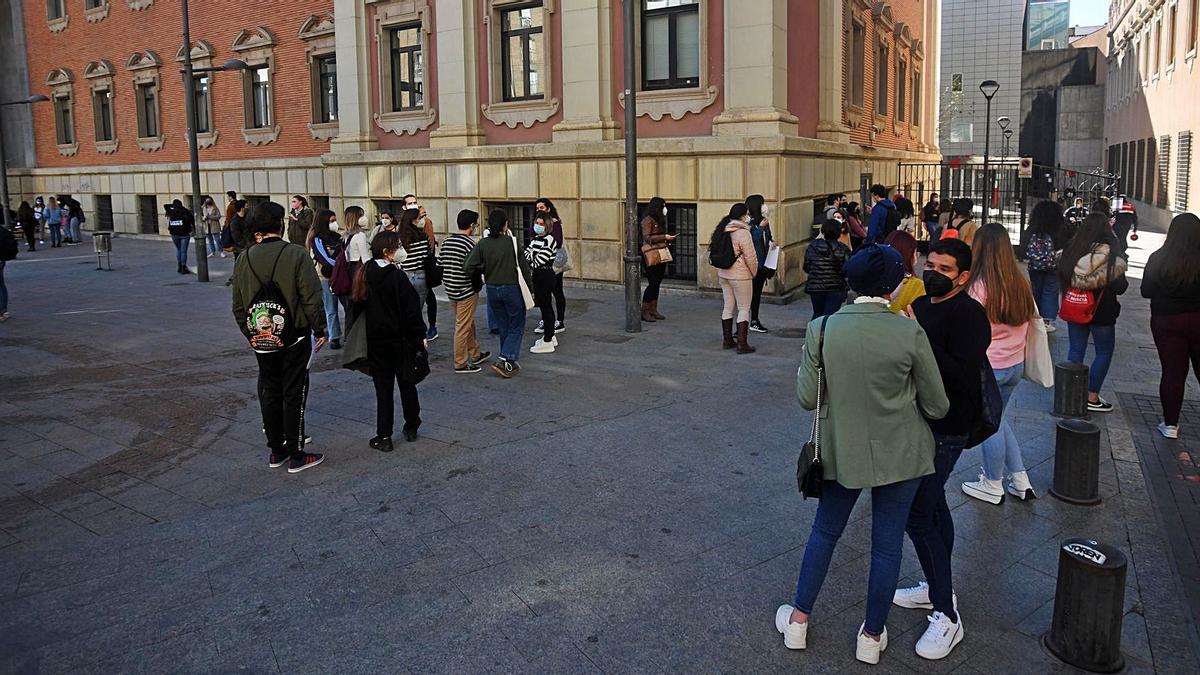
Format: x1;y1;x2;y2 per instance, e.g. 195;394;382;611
809;315;831;461
249;240;287;287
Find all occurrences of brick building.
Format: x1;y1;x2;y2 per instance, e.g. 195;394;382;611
7;0;940;292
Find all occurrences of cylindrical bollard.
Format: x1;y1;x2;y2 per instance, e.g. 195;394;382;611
1053;362;1091;419
1050;420;1102;505
1043;539;1127;673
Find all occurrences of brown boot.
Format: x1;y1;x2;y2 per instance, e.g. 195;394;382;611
641;302;657;322
649;300;665;320
736;321;756;354
722;318;735;349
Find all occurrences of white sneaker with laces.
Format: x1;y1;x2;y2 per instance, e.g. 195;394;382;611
1006;471;1038;500
914;611;964;660
534;320;545;334
530;339;555;354
855;624;888;665
962;474;1005;505
773;604;807;650
893;581;959;610
1159;422;1180;439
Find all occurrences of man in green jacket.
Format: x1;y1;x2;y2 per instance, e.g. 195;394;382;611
232;201;328;474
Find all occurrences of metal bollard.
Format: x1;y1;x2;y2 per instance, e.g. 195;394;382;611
93;232;112;271
1050;420;1102;505
1043;539;1127;673
1053;362;1090;419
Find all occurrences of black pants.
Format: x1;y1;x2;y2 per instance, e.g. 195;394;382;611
425;286;437;329
750;270;768;322
642;263;666;303
905;434;967;622
553;272;566;322
372;365;421;437
533;268;556;342
255;337;312;458
22;226;35;251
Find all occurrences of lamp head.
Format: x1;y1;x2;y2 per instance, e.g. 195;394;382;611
979;79;1000;99
27;94;50;104
221;59;249;71
997;116;1010;130
1003;129;1013;139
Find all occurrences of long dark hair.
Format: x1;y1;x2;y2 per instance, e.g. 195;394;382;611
352;230;402;302
535;197;559;221
1058;213;1120;287
292;195;308;210
398;207;423;249
246;201;285;235
307;209;336;250
1027;200;1065;246
643;197;666;229
1153;213;1200;287
486;209;508;238
709;203;748;248
745;194;766;223
17;201;34;222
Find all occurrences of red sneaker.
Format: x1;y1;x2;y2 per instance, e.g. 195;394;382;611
287;452;324;474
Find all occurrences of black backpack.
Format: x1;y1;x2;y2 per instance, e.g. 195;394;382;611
708;226;737;269
244;244;298;353
882;204;902;236
0;226;17;262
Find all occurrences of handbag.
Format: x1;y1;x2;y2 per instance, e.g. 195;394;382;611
1060;288;1103;324
552;246;574;273
399;340;430;385
643;245;672;267
796;316;830;500
966;364;1002;448
510;235;536;310
423;250;444;288
1023;318;1054;388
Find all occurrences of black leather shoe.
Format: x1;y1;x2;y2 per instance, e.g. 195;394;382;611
403;429;418;442
369;435;394;452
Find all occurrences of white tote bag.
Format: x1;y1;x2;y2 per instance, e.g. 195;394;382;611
1023;318;1054;388
510;235;536;310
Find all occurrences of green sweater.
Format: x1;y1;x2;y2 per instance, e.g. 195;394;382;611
463;234;532;287
231;238;328;339
796;302;949;489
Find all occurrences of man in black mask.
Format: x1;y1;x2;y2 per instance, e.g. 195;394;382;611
890;238;991;660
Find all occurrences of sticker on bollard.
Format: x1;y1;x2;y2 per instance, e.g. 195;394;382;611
1043;538;1127;673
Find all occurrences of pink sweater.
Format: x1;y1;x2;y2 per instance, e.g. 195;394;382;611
969;283;1028;369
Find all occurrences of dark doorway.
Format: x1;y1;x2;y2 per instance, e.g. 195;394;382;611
95;195;113;232
638;202;697;282
137;195;158;234
483;201;535;248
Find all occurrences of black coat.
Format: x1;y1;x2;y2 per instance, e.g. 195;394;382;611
803;238;850;293
360;262;427;368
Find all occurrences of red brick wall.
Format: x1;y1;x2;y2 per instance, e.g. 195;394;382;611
25;0;334;168
842;0;928;152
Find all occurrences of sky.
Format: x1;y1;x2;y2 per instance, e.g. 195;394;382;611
1070;0;1110;27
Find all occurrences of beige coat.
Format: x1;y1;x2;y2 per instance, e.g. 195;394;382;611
717;221;759;281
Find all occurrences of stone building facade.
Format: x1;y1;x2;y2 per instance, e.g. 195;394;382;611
10;0;940;293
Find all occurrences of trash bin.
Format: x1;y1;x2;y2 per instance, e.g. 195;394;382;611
1053;362;1090;419
93;232;112;271
1043;538;1127;673
1050;419;1102;505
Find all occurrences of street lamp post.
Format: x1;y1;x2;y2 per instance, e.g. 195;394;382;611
997;116;1011;159
978;80;1000;224
1003;128;1013;160
0;95;50;230
621;0;641;333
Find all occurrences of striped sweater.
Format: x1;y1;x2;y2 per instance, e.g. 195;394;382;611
401;236;431;273
523;234;558;270
438;233;478;301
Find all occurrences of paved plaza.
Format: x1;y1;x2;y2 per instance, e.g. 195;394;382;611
1;235;1198;673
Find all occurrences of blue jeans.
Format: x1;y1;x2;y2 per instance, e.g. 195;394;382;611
0;261;7;314
486;288;499;332
925;221;941;242
320;279;342;342
906;434;968;621
172;235;189;267
407;271;427;306
206;233;221;255
1029;270;1060;322
49;224;62;246
809;291;847;319
68;217;81;241
486;284;526;362
793;476;922;636
1067;322;1116;394
980;364;1026;480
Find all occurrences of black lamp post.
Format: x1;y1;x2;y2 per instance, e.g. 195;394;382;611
997;116;1011;158
979;80;1000;224
0;95;50;230
1003;128;1013;160
621;0;640;332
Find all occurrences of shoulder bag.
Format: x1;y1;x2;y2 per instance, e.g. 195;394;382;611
1023;317;1054;388
796;315;830;500
510;235;536;310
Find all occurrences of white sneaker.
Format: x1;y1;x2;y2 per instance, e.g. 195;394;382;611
551;336;559;347
1044;320;1057;333
1159;422;1180;439
1006;471;1038;500
855;624;888;665
534;320;545;334
530;339;555;354
962;474;1005;505
894;582;958;611
774;604;807;650
914;611;964;660
0;312;9;322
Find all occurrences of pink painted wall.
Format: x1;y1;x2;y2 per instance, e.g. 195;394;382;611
472;0;560;145
788;0;821;137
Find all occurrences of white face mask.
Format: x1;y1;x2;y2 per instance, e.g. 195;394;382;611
760;205;770;218
662;207;668;217
380;218;393;228
389;246;409;266
358;214;369;228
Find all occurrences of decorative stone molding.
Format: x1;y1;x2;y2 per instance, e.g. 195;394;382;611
299;13;335;42
872;2;895;32
126;51;164;152
83;59;115;80
617;86;719;121
193;130;219;150
481;98;560;129
56;142;79;157
126;50;161;73
373;1;434;134
374;108;437;136
175;42;218;149
85;1;110;23
46;68;77;155
231;27;277;57
96;138;120;154
893;22;913;49
85;60;118;152
241;126;281;146
911;38;924;61
300;13;338;138
48;13;69;33
46;68;73;89
846;104;865;129
233;27;278;145
308;121;340;141
127;0;153;9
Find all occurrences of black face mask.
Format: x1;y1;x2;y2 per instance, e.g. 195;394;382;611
923;269;959;298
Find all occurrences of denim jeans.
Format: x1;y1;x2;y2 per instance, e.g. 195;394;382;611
206;233;221;255
407;271;427;307
319;279;342;342
1067;322;1116;394
980;363;1026;481
68;217;81;241
171;235;189;267
0;261;7;314
486;287;499;332
1028;270;1060;322
49;224;62;247
793;476;923;636
925;221;941;242
906;434;968;621
486;284;526;361
809;291;847;319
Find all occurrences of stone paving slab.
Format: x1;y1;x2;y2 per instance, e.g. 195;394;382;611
0;236;1196;673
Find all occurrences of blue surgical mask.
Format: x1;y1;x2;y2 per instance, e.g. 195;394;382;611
533;224;547;236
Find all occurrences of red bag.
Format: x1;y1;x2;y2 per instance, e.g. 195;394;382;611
1060;288;1103;324
328;247;352;297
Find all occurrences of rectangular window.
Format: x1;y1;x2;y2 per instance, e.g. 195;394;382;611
46;0;64;20
194;75;211;133
53;94;73;145
1147;138;1158;204
875;41;888;116
1169;4;1178;65
84;0;104;8
500;3;545;102
897;58;907;122
1159;135;1172;208
93;88;113;142
950;121;973;143
388;25;423;111
1177;131;1192;212
911;69;921;123
482;202;536;247
639;202;697;281
1134;139;1146;201
642;0;700;91
314;55;338;122
951;72;963;94
1191;0;1199;53
136;82;158;138
849;20;866;106
95;194;114;232
1154;19;1162;74
247;65;271;128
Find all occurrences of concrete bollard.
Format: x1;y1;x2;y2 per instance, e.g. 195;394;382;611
1043;539;1127;673
1050;420;1102;505
1053;362;1090;419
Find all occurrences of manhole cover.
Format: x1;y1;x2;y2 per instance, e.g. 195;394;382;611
773;328;807;339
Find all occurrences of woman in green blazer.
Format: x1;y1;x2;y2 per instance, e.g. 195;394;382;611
775;244;949;665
